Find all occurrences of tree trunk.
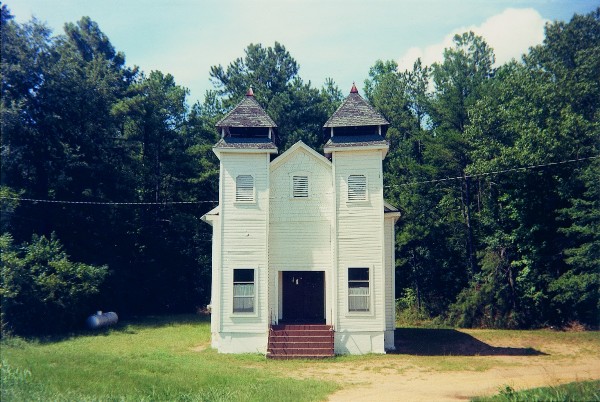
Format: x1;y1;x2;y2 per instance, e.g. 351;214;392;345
463;175;477;276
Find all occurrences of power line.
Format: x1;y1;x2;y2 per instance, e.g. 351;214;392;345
387;155;599;188
0;197;217;206
1;156;597;205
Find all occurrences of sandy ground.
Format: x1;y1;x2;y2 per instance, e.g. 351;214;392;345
287;329;600;401
320;356;600;401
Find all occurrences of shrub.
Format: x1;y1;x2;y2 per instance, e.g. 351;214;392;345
0;233;108;336
395;288;433;326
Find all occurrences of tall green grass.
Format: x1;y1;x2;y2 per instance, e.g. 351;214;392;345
472;380;600;402
1;315;337;401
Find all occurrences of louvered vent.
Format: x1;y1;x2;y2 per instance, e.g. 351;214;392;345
292;176;309;198
236;175;254;202
348;175;367;201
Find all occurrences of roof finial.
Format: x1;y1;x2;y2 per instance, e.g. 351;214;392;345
246;86;254;97
350;82;358;94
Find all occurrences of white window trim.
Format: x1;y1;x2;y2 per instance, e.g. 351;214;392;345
347;174;368;203
235;174;256;204
289;171;311;200
231;268;258;317
346;266;374;316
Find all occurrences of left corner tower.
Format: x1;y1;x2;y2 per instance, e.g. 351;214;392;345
203;88;278;353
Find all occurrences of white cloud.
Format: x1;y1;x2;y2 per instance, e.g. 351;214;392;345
397;8;547;71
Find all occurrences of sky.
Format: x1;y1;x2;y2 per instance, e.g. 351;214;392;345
9;0;598;105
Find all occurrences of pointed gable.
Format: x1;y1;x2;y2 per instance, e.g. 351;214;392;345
270;141;331;171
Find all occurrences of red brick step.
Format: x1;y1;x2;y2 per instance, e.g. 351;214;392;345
267;324;334;359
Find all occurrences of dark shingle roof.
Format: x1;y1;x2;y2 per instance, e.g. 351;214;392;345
384;201;399;213
324;135;389;148
214;137;277;150
216;94;277;128
324;87;389;128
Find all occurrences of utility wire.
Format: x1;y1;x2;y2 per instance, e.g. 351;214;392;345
0;197;217;206
1;156;597;204
387;155;599;188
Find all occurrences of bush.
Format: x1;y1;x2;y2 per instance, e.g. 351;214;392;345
395;288;434;326
0;233;108;336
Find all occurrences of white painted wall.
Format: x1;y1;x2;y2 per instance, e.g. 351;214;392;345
384;215;397;350
268;143;333;322
334;331;386;354
212;332;267;354
209;213;221;346
333;149;386;338
218;152;270;336
207;141;397;355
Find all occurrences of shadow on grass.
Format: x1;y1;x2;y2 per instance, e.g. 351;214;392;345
20;314;210;344
115;313;210;329
392;328;546;356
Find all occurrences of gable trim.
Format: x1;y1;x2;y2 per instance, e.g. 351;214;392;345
200;205;220;225
270;140;332;171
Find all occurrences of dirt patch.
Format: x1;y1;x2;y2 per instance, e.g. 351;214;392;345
324;357;600;401
190;343;209;352
285;329;600;401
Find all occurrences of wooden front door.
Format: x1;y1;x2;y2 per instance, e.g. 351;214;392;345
281;271;325;323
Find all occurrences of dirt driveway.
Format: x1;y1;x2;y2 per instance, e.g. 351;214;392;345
289;328;600;401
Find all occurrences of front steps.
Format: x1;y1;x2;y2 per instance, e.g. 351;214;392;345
267;324;334;359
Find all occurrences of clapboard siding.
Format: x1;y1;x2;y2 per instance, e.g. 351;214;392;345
219;153;269;333
334;150;385;331
384;217;395;332
207;140;395;353
268;145;333;320
269;147;333;269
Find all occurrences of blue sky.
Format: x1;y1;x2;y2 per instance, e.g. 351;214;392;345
9;0;597;105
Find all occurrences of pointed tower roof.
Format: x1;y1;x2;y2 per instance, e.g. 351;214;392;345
213;88;278;153
323;84;389;128
215;89;277;128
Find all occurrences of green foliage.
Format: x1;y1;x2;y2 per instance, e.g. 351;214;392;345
366;8;600;329
1;2;599;333
472;380;600;402
1;8;219;320
1;233;108;336
451;8;600;328
0;186;21;233
448;248;520;328
395;288;434;326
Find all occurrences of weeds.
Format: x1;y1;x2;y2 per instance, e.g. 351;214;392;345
473;380;600;401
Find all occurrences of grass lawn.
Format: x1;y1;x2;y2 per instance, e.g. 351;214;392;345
3;316;599;401
1;315;338;401
472;380;600;401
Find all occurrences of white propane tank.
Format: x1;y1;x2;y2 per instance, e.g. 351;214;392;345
86;311;118;329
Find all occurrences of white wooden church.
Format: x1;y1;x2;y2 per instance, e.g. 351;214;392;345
201;85;400;357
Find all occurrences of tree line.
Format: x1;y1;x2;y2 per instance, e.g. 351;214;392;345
1;5;598;335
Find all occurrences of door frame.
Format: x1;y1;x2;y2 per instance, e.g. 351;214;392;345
278;270;327;324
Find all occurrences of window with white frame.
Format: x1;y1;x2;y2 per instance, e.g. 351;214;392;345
292;175;309;198
347;174;367;201
233;269;255;313
348;267;370;312
235;175;254;202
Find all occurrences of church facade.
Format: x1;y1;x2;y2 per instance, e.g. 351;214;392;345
202;85;399;355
